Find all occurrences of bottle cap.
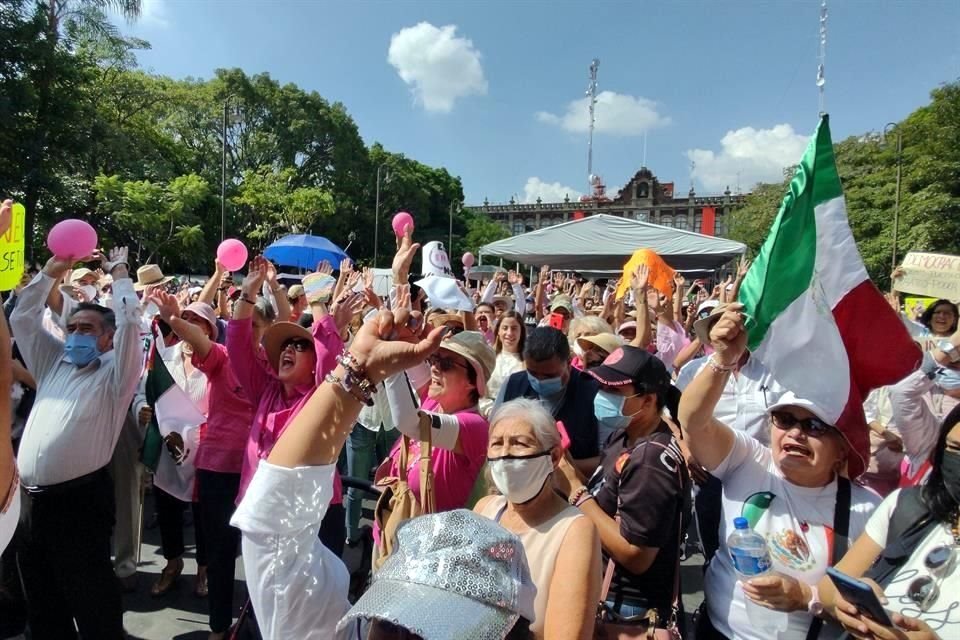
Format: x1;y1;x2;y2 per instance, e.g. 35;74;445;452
733;517;749;530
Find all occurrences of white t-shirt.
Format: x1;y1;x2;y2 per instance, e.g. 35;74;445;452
0;471;19;556
863;489;960;636
705;430;880;640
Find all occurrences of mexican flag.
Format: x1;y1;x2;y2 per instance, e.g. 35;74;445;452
738;115;921;476
140;332;205;502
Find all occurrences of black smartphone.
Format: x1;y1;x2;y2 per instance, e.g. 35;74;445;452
826;567;894;627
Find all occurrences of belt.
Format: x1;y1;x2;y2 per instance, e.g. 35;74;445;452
22;467;107;498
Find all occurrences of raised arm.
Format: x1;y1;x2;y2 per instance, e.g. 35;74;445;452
150;291;213;360
630;265;652;349
263;258;290;322
508;271;525;314
226;257;271;399
676;305;742;471
100;248;144;399
198;260;227;307
10;254;75;380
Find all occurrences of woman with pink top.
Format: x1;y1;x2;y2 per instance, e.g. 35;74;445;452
148;294;255;640
228;256;362;557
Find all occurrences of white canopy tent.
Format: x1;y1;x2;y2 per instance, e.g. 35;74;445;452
479;214;747;274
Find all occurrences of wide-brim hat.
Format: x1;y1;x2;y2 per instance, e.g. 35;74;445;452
262;322;312;372
767;391;867;479
616;320;638;336
134;264;174;292
692;302;730;346
69;267;95;284
577;332;623;357
436;330;495;396
182;301;219;342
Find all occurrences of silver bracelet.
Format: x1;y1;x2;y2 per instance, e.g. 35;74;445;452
706;353;737;373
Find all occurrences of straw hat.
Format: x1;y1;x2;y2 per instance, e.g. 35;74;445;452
436;330;495;396
262;322;312;372
134;264;174;292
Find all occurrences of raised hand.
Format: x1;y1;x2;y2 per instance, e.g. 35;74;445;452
243;256;268;296
709;303;748;366
632;263;650;292
331;291;365;334
317;260;334;276
538;264;550;285
348;307;446;385
0;199;12;237
507;270;521;286
263;257;279;285
339;258;353;276
674;272;687;289
391;227;420;285
346;270;362;290
737;256;752;279
101;247;129;277
363;267;374;289
148;290;184;324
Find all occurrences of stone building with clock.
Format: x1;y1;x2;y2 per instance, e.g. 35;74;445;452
470;167;746;238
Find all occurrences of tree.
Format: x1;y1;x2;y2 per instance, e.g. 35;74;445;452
232;166;335;246
457;208;509;259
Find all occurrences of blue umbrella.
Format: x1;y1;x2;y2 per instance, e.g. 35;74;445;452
264;234;351;270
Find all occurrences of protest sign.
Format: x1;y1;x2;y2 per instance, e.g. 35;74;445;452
0;203;25;291
893;252;960;301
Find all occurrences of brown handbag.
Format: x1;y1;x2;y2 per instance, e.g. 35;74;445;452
372;417;436;569
594;441;684;640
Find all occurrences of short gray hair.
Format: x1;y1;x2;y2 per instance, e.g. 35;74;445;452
489;398;561;450
568;315;613;340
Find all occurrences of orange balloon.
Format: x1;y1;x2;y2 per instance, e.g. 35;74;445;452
616;248;676;301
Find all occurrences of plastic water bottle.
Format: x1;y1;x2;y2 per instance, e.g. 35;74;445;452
728;517;789;633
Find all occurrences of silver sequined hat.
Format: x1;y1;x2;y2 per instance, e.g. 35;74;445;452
337;509;537;639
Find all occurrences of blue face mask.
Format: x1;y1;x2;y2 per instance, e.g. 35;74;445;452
594;390;631;430
64;333;101;367
528;373;564;399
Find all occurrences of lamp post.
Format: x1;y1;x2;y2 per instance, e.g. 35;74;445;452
373;163;389;267
883;122;903;270
448;201;461;255
220;97;242;243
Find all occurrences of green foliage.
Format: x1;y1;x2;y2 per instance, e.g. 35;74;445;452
233;166;335;244
729;82;960;290
459;207;510;258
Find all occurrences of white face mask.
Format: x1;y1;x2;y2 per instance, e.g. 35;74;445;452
572;342;585;359
488;451;554;504
79;284;98;302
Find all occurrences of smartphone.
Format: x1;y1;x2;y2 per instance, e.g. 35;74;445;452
555;420;571;450
548;313;565;330
826;567;894;627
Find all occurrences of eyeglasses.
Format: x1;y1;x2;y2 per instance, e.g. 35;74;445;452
281;338;313;353
907;544;956;611
427;354;469;372
770;411;835;438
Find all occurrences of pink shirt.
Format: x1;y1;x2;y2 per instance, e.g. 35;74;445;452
192;343;255;474
229;315;343;504
387;398;489;513
655;319;689;373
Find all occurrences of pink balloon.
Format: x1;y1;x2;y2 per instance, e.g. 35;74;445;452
217;238;248;271
392;211;414;237
47;219;97;259
462;252;475;267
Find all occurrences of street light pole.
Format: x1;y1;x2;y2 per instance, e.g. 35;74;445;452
221;101;228;242
884;123;903;270
374;163;388;267
448;201;460;255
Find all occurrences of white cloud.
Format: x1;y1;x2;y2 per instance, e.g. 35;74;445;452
387;22;487;113
686;124;809;192
536;91;670;136
522;177;583;204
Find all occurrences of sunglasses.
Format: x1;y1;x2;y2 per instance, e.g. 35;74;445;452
907;544;956;611
281;338;313;353
770;411;835;438
427;354;469;372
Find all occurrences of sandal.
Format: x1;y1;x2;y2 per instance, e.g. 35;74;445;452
151;558;184;597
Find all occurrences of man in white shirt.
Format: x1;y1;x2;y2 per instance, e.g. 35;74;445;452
11;247;141;639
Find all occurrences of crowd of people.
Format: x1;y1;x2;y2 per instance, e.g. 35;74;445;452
0;196;958;640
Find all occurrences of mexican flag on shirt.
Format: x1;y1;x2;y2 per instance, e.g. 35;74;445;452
141;333;205;502
738;115;921;476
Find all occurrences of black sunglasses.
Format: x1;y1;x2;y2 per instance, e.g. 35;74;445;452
427;354;468;372
771;411;834;438
281;338;313;353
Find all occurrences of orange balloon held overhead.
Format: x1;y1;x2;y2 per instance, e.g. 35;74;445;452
616;248;676;300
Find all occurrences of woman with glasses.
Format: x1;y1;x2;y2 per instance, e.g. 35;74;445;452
229;256;363;561
819;405;960;639
678;305;880;640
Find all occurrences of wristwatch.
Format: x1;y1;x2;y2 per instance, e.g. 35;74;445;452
940;342;960;363
807;584;823;617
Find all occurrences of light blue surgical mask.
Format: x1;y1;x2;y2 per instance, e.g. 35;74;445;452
64;333;101;367
528;373;564;399
594;390;631;431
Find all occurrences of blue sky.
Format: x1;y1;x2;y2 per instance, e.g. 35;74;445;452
121;0;959;205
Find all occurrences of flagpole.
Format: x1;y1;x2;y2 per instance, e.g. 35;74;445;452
817;1;828;116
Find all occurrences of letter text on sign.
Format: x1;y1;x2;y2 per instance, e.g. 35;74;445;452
893;251;960;302
0;203;25;291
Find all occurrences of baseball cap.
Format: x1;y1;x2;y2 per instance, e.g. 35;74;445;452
337;509;536;640
587;345;672;391
262;322;312;372
550;294;573;314
69;267;95;284
767;391;867;479
287;284;305;300
437;330;496;396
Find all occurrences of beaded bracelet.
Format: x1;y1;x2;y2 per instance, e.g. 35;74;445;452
706;353;737;373
334;352;376;405
568;485;590;506
325;371;374;407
